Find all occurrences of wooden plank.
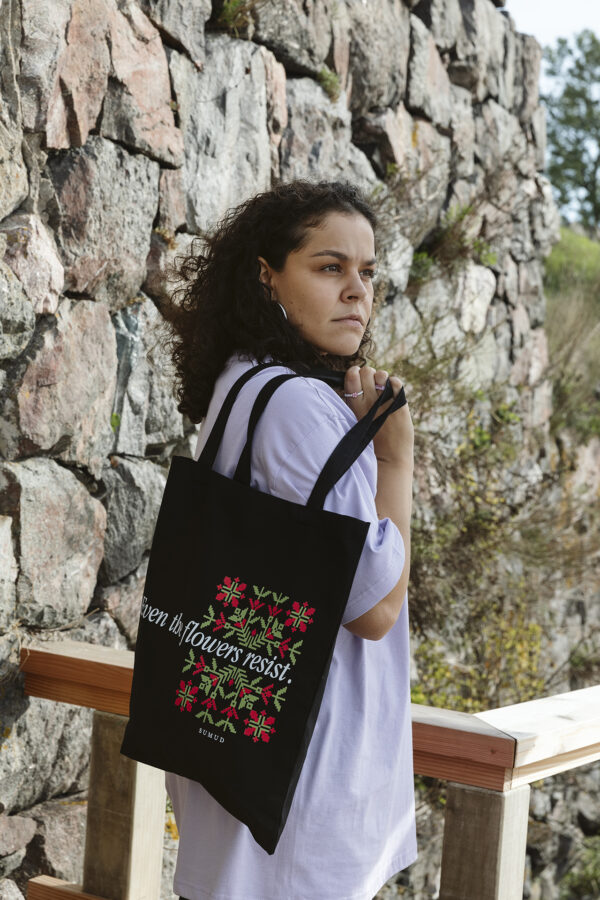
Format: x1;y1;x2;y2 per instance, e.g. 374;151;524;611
24;673;130;717
414;747;511;791
20;641;133;694
439;783;530;900
475;685;600;767
82;711;164;900
28;875;105;900
412;703;515;767
508;741;600;789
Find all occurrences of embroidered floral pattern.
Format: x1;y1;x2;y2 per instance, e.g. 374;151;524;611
174;576;316;744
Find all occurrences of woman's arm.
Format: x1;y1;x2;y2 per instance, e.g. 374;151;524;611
342;366;414;641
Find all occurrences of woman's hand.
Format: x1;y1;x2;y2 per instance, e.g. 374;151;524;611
342;365;414;466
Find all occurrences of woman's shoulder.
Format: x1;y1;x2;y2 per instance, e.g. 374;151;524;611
220;355;356;436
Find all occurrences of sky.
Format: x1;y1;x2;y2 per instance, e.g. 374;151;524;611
504;0;599;50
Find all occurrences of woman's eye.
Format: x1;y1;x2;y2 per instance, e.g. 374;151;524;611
322;264;341;272
361;269;377;280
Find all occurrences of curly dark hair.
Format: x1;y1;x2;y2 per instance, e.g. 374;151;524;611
160;180;378;422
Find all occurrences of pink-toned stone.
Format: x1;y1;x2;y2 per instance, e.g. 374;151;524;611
143;229;194;305
0;213;64;314
157;169;187;234
100;0;184;166
510;327;548;388
45;0;111;148
0;299;117;477
46;136;160;307
408;14;451;128
260;46;288;182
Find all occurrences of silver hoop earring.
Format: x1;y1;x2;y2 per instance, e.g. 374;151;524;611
276;301;288;321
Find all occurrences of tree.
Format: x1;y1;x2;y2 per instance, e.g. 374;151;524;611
542;30;600;235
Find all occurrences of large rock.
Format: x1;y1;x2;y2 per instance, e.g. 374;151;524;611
0;214;64;315
46;136;160;307
355;104;451;245
168;37;271;233
110;295;184;456
0;881;24;899
100;457;167;583
412;0;462;51
14;796;86;885
0;459;106;628
0;120;28;221
262;47;288;182
449;84;475;178
0;300;117;478
138;0;211;70
0;260;35;362
372;293;423;365
0;816;36;863
17;0;72;134
514;32;542;123
99;0;184;166
44;0;111;149
95;557;148;646
346;0;410;114
474;100;527;174
407;15;451;129
250;0;332;76
455;262;496;334
279;78;352;181
0;516;17;630
156;170;187;234
0;677;92;814
0;0;22;127
143;231;194;307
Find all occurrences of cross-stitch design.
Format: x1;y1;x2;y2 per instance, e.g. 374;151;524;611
181;649;287;734
175;679;199;712
201;584;307;663
174;576;317;745
244;709;277;743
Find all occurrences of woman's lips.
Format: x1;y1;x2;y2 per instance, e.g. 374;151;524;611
334;316;363;329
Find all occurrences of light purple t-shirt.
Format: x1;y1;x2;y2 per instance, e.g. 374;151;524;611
166;356;417;900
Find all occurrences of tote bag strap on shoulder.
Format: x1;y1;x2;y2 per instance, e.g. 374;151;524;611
307;379;407;509
198;362;281;469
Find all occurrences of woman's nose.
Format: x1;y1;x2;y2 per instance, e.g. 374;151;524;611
342;271;369;300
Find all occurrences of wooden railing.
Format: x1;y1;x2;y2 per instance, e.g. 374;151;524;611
20;640;600;900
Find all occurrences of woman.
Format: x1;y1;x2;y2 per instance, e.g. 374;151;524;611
161;180;416;900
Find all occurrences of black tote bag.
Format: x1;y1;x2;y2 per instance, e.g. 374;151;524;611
121;362;406;854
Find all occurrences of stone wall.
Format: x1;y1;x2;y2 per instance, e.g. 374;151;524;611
1;0;594;897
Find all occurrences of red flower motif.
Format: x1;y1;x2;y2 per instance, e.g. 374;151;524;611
221;705;239;719
268;605;282;618
193;655;207;675
202;697;217;710
249;597;264;610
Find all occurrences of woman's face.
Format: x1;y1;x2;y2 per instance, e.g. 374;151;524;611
258;212;376;356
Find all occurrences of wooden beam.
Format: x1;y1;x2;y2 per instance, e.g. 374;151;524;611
20;641;133;716
412;703;515;790
475;685;600;787
82;711;164;900
28;876;105;900
439;783;530;900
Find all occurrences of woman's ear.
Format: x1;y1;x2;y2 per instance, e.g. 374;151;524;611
257;256;272;289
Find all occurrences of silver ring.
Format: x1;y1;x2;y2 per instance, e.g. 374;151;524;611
343;390;364;399
375;384;385;391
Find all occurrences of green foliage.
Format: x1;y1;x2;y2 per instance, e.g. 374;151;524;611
411;599;544;712
110;412;121;433
214;0;266;35
542;30;600;233
317;66;341;102
407;205;497;290
544;226;600;297
544;228;600;444
559;836;600;899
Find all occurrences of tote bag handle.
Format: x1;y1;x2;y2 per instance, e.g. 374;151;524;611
230;369;407;510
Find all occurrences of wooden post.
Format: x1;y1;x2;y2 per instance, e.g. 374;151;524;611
439;782;530;900
82;711;165;900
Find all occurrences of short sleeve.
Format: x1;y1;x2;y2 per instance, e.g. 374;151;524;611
252;378;405;626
